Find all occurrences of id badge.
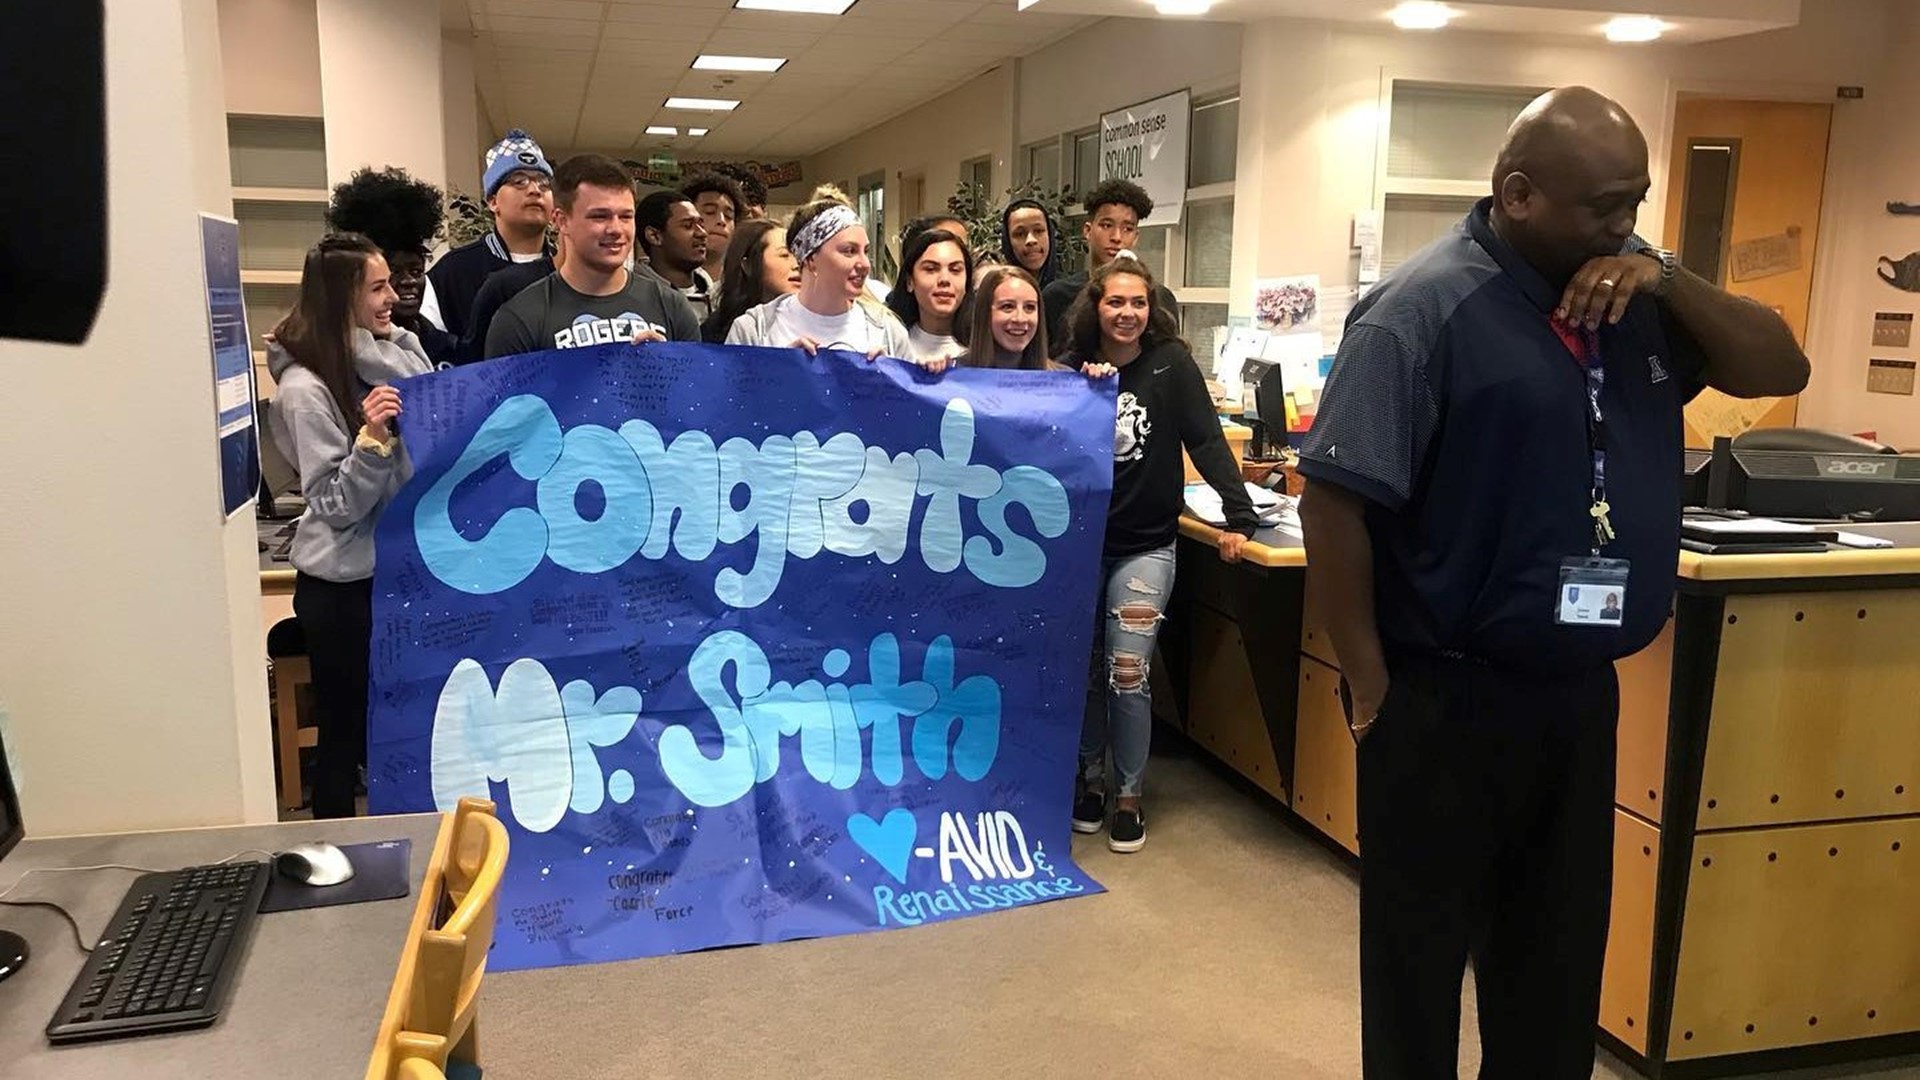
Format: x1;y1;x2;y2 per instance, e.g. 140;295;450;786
1556;557;1630;627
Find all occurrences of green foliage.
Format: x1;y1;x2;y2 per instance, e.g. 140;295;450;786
439;186;558;251
441;187;494;249
945;179;1087;271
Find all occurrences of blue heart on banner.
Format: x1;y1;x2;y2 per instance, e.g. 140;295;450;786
847;809;918;884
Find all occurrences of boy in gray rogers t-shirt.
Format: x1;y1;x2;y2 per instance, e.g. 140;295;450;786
482;152;702;359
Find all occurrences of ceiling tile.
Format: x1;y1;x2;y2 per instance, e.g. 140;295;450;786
484;14;605;35
603;3;727;28
485;0;605;19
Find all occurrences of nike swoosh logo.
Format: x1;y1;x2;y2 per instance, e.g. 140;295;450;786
1153;366;1170;374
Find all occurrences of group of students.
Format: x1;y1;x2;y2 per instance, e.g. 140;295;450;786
265;129;1258;853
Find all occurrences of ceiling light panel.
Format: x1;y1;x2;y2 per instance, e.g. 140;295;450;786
1389;2;1455;30
1604;16;1667;43
734;0;858;14
693;54;788;72
665;97;742;111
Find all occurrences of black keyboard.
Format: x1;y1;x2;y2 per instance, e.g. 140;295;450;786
46;861;270;1043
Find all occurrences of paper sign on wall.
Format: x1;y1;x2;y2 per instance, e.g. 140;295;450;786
1354;209;1384;285
199;214;258;520
1100;89;1191;229
1729;228;1802;282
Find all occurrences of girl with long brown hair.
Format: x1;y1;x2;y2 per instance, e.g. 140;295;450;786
1057;255;1256;852
266;232;432;817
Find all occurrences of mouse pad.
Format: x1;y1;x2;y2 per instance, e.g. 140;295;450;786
259;838;412;913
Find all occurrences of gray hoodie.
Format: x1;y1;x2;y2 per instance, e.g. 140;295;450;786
267;327;433;583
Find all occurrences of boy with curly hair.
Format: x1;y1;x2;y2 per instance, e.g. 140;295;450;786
325;166;459;364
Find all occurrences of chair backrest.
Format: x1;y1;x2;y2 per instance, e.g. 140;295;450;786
365;797;509;1080
408;801;508;1045
396;1054;447;1080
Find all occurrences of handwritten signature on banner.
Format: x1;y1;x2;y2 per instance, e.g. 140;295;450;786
369;342;1113;968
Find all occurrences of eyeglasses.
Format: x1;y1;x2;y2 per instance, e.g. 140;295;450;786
501;173;552;193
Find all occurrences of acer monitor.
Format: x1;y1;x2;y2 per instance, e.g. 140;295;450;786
1715;440;1920;522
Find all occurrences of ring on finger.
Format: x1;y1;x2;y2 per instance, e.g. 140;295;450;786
1598;278;1617;289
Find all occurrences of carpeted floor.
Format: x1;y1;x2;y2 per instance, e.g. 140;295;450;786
478;737;1920;1079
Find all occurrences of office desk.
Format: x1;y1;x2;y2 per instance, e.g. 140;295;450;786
1167;516;1920;1076
0;813;438;1080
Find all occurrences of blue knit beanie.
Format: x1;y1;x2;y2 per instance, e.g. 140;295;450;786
482;129;553;198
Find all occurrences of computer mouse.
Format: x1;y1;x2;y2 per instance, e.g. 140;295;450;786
275;841;356;887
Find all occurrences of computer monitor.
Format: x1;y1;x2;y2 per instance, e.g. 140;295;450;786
1240;357;1289;460
1713;437;1920;521
1682;448;1713;508
0;727;28;982
255;397;302;519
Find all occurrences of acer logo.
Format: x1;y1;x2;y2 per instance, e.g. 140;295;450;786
1823;459;1892;477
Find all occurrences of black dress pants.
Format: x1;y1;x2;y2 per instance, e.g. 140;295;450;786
293;572;372;819
1356;653;1618;1080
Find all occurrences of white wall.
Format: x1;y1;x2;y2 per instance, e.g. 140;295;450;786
442;30;481;197
802;64;1016;253
0;0;276;835
316;0;445;186
1231;0;1920;444
1016;17;1242;147
217;0;321;117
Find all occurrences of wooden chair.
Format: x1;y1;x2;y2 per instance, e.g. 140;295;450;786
366;797;509;1080
265;617;317;810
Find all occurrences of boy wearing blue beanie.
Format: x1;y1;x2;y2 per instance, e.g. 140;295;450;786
422;128;555;340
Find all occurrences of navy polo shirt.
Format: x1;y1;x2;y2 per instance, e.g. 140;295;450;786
1298;198;1706;673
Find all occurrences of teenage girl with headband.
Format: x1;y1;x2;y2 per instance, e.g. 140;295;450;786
725;188;916;361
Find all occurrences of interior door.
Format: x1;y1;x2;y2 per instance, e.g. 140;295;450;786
1661;98;1832;447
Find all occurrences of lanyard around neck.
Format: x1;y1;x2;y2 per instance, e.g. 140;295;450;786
1551;319;1612;552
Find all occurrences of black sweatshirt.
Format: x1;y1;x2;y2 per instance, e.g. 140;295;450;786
1079;340;1258;556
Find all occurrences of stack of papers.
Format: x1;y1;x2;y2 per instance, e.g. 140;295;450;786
1185;482;1296;529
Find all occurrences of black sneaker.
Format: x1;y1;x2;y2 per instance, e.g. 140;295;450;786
1071;787;1105;834
1108;807;1146;853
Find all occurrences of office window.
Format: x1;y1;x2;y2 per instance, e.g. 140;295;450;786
1387;83;1539;182
1181;302;1230;363
1025;139;1062;192
1381;194;1475;274
1182;198;1233;288
1189;95;1239;187
855;171;884;254
1071;129;1100;198
960;156;992;214
1131;225;1169;283
1678;140;1740;286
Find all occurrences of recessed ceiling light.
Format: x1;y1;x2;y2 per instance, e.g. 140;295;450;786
1605;15;1667;43
665;97;741;111
689;128;709;137
1154;0;1212;14
734;0;857;13
693;55;787;72
645;126;679;136
1389;2;1455;30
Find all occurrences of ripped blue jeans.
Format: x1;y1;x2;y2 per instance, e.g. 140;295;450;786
1079;543;1177;799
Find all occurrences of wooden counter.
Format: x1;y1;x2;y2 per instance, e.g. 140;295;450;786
1164;515;1920;1077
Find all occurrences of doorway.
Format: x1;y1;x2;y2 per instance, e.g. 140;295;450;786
1660;97;1832;446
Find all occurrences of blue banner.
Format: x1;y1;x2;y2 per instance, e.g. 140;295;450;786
367;342;1113;969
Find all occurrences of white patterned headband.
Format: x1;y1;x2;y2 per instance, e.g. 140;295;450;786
789;205;859;265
